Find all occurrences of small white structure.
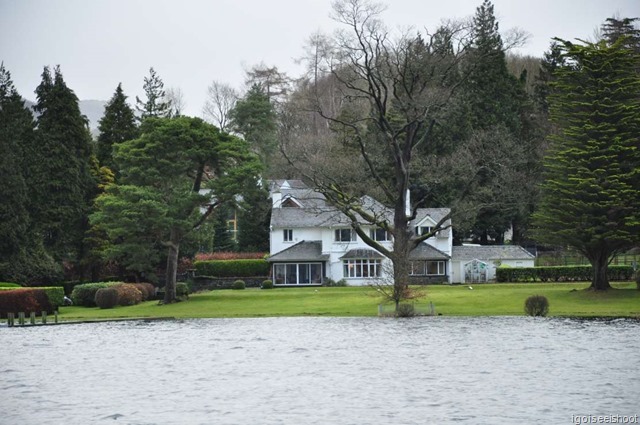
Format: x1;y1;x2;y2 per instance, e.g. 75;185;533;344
450;245;535;283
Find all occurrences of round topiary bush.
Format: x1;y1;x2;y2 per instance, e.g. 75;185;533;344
95;287;119;309
176;282;190;298
524;295;549;317
232;280;246;290
113;284;143;306
261;280;273;289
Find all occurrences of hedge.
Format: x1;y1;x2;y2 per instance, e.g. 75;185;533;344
71;282;124;307
0;282;21;288
496;265;635;283
0;287;64;318
194;259;269;277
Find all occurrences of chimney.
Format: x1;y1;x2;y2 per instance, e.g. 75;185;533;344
405;189;411;218
272;190;282;208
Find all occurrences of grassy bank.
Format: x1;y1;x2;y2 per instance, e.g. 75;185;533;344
38;282;639;321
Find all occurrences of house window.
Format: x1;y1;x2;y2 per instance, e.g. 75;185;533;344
410;260;446;276
343;259;381;278
283;229;293;242
335;228;356;242
273;263;322;285
370;227;391;241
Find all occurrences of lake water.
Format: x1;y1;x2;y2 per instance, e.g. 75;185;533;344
1;317;639;425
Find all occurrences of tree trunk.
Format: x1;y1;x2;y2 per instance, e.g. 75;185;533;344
163;228;181;304
588;249;612;291
391;196;412;310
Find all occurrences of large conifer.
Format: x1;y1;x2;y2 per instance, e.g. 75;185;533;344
135;67;171;120
32;65;96;261
533;37;640;290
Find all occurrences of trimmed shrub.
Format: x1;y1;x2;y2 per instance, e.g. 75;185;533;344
524;295;549;317
95;288;119;309
232;280;246;290
496;265;635;283
396;303;416;318
176;282;190;298
261;280;274;289
0;288;56;318
71;282;123;307
40;287;65;310
0;282;21;288
132;283;156;301
194;259;269;277
324;278;347;287
195;252;267;261
113;284;143;306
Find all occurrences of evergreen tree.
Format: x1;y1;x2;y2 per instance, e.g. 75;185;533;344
212;203;236;252
97;83;138;172
135;67;171;120
236;183;271;252
533;37;640;290
229;84;278;174
0;64;62;284
32;65;96;262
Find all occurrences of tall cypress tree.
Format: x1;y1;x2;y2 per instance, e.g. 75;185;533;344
97;83;138;172
32;65;96;262
533;37;640;290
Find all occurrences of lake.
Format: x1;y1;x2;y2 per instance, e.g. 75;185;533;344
1;317;638;425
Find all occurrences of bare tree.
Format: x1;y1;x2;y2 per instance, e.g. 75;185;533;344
202;81;238;132
281;0;480;308
165;87;186;117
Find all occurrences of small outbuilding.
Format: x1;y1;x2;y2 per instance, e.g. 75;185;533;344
450;245;535;284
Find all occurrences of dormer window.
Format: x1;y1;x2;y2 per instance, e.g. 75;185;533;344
335;228;356;242
415;226;437;237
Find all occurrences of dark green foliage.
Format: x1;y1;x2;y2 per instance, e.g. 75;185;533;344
0;283;21;287
229;84;277;174
31;66;96;263
176;282;190;298
71;281;122;307
0;246;63;286
97;83;138;172
524;295;549;317
0;288;61;318
135;67;171;120
112;284;142;306
496;266;635;283
236;182;271;252
194;260;269;277
94;287;119;309
232;280;246;290
212;203;236;252
261;280;273;289
533;36;640;290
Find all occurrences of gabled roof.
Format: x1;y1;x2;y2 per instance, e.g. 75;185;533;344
452;245;535;262
267;241;329;262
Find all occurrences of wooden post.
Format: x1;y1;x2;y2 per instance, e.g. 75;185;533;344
18;312;25;326
30;312;36;324
55;310;58;324
7;313;14;327
429;301;435;316
42;311;47;324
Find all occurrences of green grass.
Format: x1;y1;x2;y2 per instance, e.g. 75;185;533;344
40;282;640;321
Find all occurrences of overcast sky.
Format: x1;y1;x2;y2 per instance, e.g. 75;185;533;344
1;0;638;117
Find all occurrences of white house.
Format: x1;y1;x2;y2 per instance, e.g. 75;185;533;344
267;180;453;286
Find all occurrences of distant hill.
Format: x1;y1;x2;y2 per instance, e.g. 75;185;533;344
22;98;107;131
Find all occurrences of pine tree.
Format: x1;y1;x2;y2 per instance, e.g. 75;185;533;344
32;65;96;261
97;83;138;172
533;37;640;290
0;64;62;284
135;67;171;120
236;184;271;252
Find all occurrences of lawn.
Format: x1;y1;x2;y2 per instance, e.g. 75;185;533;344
51;282;640;321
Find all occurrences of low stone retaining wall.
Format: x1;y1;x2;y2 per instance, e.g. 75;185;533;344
191;276;268;291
